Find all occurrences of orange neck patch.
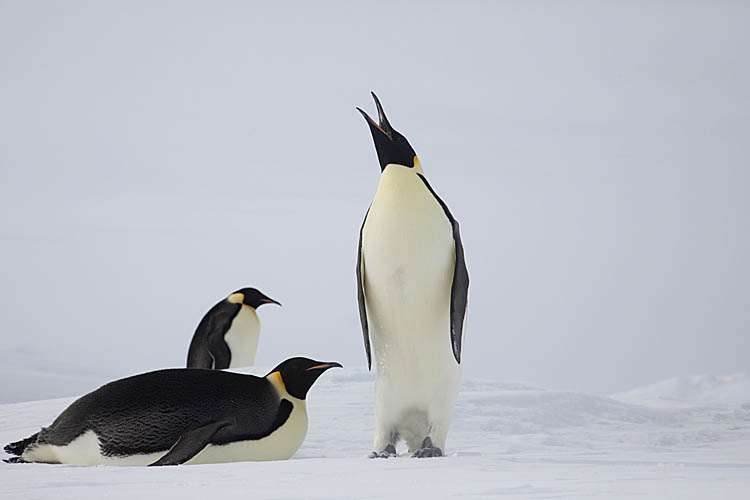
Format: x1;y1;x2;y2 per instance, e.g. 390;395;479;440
268;371;288;394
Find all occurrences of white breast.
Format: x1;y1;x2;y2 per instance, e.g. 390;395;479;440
224;305;260;368
363;165;455;351
362;165;461;402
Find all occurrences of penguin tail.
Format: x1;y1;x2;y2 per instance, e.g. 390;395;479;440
3;432;39;459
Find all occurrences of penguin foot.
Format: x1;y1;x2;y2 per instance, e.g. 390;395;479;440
3;457;28;464
412;437;443;458
368;444;397;459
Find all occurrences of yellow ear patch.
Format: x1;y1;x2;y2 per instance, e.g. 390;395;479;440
227;293;245;304
268;371;288;394
413;155;424;174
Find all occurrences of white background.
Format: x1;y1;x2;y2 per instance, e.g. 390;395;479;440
1;0;748;402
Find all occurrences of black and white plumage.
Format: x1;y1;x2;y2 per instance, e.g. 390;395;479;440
356;93;469;458
4;357;341;466
186;287;280;369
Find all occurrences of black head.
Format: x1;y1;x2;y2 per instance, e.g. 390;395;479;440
357;92;419;172
229;288;281;308
267;357;343;400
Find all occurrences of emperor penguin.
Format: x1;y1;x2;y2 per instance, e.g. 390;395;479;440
186;287;280;369
356;93;469;458
4;357;341;466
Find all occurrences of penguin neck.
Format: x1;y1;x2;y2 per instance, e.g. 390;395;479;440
384;161;424;175
374;164;428;204
267;371;306;405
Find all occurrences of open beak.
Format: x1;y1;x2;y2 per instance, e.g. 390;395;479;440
359;91;417;172
356;92;394;139
305;362;343;371
371;92;394;135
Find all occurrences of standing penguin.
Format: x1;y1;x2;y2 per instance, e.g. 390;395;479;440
186;287;280;369
4;357;341;466
356;93;469;458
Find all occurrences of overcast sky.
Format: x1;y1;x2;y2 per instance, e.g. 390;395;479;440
1;1;748;402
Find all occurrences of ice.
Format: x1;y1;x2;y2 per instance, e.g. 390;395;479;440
2;368;749;499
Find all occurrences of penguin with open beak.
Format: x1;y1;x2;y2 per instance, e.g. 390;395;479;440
356;92;469;458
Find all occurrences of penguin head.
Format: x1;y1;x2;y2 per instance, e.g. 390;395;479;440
357;92;421;173
268;357;343;400
228;288;281;309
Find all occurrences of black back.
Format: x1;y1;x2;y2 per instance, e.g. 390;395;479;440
36;369;286;457
186;300;242;369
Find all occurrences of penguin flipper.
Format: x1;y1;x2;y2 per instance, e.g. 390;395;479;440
356;207;372;370
207;333;232;370
449;218;469;363
417;174;469;364
149;419;233;466
205;302;241;369
187;301;241;369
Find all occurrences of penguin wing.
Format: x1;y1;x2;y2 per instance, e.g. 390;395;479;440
149;418;234;466
418;174;470;364
188;301;241;369
207;330;232;370
356;206;372;370
448;218;470;363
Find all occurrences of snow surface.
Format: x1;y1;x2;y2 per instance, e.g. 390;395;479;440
2;368;750;499
613;374;750;408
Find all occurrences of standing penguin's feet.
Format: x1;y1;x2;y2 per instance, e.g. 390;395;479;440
368;444;397;459
412;437;443;458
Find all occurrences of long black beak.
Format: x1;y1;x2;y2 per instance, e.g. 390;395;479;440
371;92;394;135
260;297;282;307
356;108;388;139
305;362;343;371
356;92;393;139
358;92;408;172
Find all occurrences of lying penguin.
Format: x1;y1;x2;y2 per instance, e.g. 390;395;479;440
4;357;340;466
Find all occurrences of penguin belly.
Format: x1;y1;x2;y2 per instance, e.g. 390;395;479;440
21;399;308;466
362;165;462;452
22;431;164;466
186;399;308;465
224;305;260;368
